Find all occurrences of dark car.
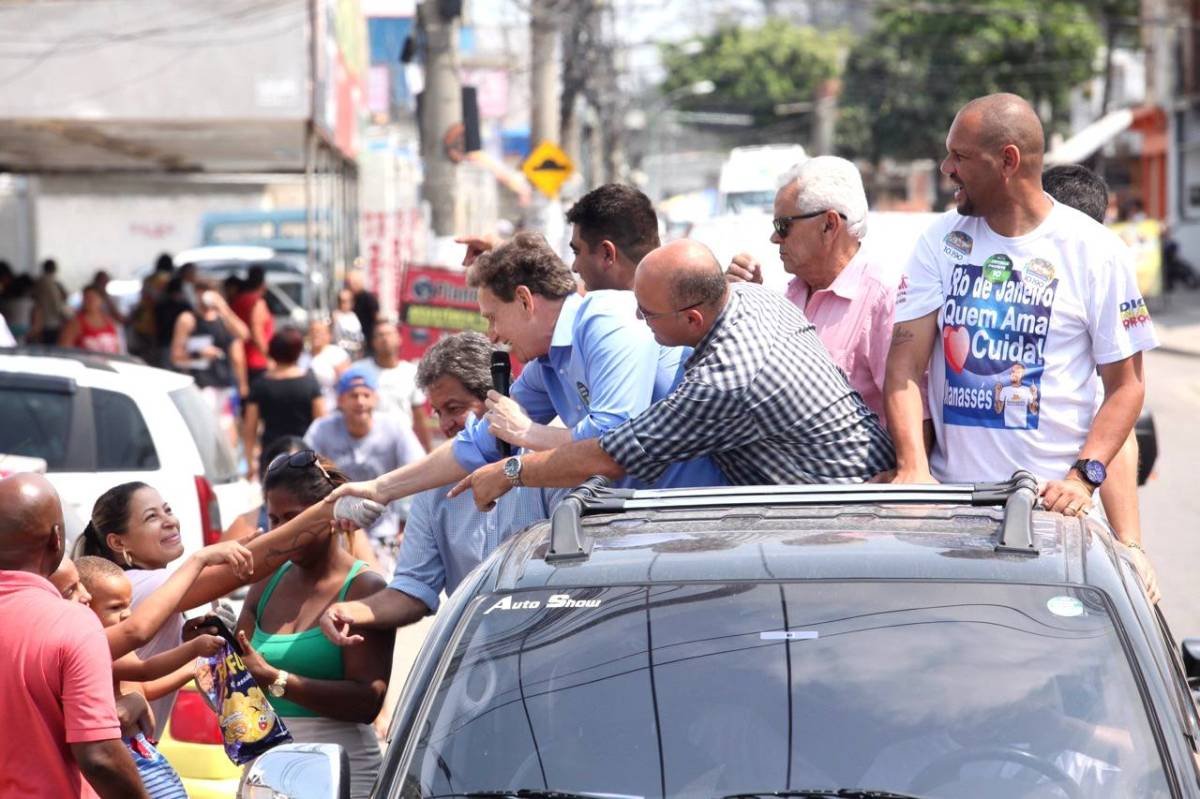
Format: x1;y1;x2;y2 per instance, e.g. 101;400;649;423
241;474;1200;799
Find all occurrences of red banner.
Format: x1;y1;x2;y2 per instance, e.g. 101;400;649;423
397;265;487;362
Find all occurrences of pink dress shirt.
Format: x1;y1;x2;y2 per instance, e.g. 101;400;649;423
785;244;899;422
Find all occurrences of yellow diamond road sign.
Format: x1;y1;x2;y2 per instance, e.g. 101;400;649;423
522;140;574;198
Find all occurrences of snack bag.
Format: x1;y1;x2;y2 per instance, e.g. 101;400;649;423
194;620;291;764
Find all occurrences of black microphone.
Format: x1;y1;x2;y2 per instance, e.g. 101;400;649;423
490;350;513;457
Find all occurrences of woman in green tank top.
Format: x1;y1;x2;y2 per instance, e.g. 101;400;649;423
234;450;394;799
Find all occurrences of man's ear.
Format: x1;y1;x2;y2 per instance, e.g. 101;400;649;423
1001;143;1021;177
514;285;536;316
601;240;619;265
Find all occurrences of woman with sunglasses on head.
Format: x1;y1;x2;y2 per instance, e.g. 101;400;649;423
233;449;392;799
73;478;383;739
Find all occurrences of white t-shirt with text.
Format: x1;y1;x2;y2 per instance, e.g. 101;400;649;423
894;200;1158;483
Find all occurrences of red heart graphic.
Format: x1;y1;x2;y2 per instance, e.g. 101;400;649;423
943;325;970;374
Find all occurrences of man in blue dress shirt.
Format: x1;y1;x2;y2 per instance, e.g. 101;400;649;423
328;231;725;514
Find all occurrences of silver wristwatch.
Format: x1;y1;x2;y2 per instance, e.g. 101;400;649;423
503;456;523;487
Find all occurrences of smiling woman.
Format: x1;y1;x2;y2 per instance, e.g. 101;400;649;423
74;479;358;739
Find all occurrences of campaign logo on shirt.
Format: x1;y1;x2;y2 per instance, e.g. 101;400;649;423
942;231;973;261
1119;297;1151;328
1018;258;1055;291
941;261;1058;430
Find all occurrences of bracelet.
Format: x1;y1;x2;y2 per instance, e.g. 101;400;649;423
1124;540;1144;552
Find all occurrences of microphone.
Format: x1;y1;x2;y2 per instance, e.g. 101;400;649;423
490;350;513;457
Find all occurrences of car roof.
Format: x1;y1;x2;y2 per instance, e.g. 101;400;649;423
490;475;1129;597
0;347;193;391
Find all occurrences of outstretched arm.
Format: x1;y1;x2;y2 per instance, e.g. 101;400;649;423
112;635;223;682
328;440;468;506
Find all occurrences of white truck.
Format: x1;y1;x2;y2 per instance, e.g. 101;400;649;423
717;144;809;215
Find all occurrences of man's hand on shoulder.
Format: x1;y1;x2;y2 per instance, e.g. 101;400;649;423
726;253;763;285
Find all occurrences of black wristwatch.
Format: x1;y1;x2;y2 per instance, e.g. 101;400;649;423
1072;458;1107;489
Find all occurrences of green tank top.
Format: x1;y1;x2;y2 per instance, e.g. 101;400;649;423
251;560;368;718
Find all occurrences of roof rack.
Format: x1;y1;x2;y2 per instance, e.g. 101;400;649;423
543;470;1041;564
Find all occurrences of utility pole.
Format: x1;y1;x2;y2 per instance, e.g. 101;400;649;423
530;0;561;148
418;0;461;237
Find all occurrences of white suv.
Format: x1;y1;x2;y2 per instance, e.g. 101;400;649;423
0;348;258;555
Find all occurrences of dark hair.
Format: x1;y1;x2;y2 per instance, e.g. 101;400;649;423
41;259;57;275
222;274;244;296
262;450;348;507
154;252;174;274
268;326;305;364
1042;164;1108;224
74;481;151;567
416;331;493;399
246;265;266;290
259;435;307;484
467;231;577;302
566;184;661;265
670;265;728;309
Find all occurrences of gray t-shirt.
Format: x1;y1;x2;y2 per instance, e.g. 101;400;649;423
304;409;424;537
127;567;186;740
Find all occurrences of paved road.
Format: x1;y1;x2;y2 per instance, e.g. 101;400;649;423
1140;347;1200;641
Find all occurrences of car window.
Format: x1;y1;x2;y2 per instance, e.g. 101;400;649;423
0;387;74;468
169;385;239;483
93;389;159;471
402;582;1172;799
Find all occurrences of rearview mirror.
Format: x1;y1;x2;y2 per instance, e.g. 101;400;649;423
239;743;348;799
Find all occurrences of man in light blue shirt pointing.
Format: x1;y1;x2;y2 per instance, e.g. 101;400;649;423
328;231;725;514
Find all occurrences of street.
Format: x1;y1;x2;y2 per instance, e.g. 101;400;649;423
1142;345;1200;639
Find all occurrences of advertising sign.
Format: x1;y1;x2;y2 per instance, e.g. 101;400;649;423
398;265;487;362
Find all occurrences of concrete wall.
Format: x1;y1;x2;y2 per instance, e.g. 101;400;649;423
32;176;267;288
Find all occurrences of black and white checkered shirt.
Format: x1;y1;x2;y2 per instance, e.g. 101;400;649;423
600;282;896;485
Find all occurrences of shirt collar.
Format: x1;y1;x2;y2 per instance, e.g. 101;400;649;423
0;569;58;597
550;292;584;349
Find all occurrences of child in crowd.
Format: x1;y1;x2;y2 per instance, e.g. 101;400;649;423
76;556;226;799
49;554;92;605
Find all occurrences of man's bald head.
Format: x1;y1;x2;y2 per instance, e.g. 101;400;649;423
638;239;728;310
956;93;1045;173
0;473;66;575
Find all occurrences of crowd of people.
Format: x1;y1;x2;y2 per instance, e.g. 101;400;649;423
0;90;1163;798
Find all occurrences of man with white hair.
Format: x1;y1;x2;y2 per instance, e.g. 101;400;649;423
728;155;902;421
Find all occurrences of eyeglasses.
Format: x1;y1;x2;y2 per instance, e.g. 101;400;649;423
772;209;848;238
636;300;705;321
266;449;333;484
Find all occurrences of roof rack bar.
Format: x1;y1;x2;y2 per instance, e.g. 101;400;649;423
542;470;1042;564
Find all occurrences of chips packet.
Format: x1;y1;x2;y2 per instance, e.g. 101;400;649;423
193;616;292;765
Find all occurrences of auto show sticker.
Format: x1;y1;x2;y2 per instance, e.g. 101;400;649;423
483;594;602;614
1046;596;1085;617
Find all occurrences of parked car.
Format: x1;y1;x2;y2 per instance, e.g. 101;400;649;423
246;473;1200;799
156;685;243;799
174;244;318;327
0;347;258;555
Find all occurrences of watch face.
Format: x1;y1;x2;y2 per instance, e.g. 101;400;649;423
1083;460;1106;484
504;458;521;478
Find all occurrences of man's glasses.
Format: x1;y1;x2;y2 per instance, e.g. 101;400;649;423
772;209;848;238
636;300;705;321
266;449;333;484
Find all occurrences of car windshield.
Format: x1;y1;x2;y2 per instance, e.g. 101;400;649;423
169;385;238;483
402;582;1170;799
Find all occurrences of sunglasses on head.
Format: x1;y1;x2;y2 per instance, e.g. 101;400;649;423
266;449;333;483
772;209;848;238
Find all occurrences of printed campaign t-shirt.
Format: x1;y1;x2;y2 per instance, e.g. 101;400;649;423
894;199;1158;483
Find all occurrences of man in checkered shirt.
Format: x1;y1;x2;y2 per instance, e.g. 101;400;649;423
450;238;896;508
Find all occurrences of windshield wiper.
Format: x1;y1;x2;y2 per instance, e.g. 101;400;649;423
721;790;929;799
427;787;643;791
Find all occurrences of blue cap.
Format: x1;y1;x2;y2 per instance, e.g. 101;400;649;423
336;366;379;396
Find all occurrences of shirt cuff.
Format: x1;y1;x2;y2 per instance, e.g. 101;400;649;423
451;415;502;472
386;578;439;614
599;422;668;485
65;724;121;744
